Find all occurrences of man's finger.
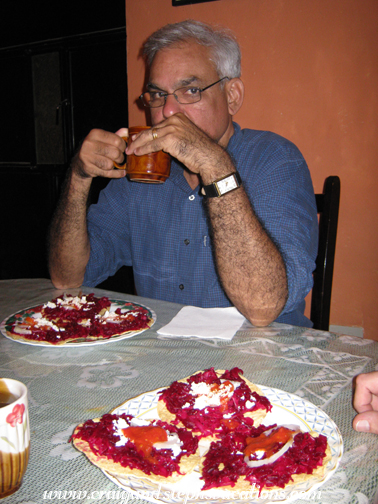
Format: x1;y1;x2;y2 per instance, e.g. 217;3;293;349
353;411;378;435
353;372;378;412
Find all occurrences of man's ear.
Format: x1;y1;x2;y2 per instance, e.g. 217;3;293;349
226;78;244;116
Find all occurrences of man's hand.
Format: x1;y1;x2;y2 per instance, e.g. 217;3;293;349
72;128;129;181
126;114;227;182
353;371;378;434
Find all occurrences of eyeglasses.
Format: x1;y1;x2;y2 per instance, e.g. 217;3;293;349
139;77;229;108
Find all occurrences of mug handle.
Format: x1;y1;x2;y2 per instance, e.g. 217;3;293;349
113;135;128;170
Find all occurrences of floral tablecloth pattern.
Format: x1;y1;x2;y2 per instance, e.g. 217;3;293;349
0;279;377;504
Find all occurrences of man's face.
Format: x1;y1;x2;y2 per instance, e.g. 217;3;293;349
148;40;234;147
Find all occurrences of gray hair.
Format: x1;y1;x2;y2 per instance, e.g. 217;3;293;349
143;20;241;79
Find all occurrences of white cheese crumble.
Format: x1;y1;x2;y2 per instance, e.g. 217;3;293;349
153;433;182;457
96;308;139;324
130;418;150;427
190;382;212;396
55;295;95;310
113;418;130;447
30;312;62;332
189;380;236;410
120;310;139;317
43;301;57;309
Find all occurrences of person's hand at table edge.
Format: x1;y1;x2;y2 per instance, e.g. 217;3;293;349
353;371;378;434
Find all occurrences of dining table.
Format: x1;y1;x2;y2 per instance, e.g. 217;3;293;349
0;278;377;504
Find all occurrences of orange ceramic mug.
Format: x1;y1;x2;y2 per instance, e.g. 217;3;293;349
114;126;171;183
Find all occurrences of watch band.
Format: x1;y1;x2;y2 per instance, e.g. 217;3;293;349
201;171;242;198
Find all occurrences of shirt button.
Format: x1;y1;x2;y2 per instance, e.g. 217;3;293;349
189;195;195;201
184;239;190;245
179;284;184;290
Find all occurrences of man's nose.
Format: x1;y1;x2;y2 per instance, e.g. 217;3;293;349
162;94;182;118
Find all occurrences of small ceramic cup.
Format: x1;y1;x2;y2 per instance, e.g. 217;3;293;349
0;378;30;499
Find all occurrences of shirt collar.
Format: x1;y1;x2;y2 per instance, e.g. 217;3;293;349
226;122;241;153
169;159;199;194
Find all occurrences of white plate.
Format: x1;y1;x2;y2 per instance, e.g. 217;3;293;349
103;386;343;504
0;298;156;347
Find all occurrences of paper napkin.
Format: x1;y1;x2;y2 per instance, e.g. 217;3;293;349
157;306;247;340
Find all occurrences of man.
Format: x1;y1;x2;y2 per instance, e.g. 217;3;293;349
49;20;318;327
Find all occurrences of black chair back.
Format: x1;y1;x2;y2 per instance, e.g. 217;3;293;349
310;176;340;331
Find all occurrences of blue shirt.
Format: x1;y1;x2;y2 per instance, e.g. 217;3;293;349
84;123;318;327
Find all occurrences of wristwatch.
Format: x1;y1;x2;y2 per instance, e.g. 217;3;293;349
201;171;242;198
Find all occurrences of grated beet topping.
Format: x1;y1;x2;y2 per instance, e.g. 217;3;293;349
71;413;198;478
201;423;328;491
158;368;272;436
43;293;111;322
13;294;151;344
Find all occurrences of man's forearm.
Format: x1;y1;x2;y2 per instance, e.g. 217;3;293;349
207;188;288;326
48;128;128;288
48;168;92;289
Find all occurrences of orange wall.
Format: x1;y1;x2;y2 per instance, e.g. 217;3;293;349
125;0;378;340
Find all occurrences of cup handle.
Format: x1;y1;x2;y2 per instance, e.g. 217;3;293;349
113;135;128;170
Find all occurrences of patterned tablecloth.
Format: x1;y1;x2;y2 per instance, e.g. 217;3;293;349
0;279;377;504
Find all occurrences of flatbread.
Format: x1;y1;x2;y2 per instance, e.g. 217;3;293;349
72;416;200;484
157;368;271;435
3;293;154;345
199;428;331;492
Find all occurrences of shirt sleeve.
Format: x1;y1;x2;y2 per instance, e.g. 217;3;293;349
234;130;318;318
83;178;132;287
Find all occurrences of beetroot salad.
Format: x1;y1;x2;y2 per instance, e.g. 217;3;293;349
201;423;328;492
158;367;272;437
71;413;198;478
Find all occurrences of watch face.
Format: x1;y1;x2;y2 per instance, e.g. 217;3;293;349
217;174;238;195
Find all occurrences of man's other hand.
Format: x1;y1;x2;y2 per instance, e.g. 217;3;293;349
72;128;128;180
